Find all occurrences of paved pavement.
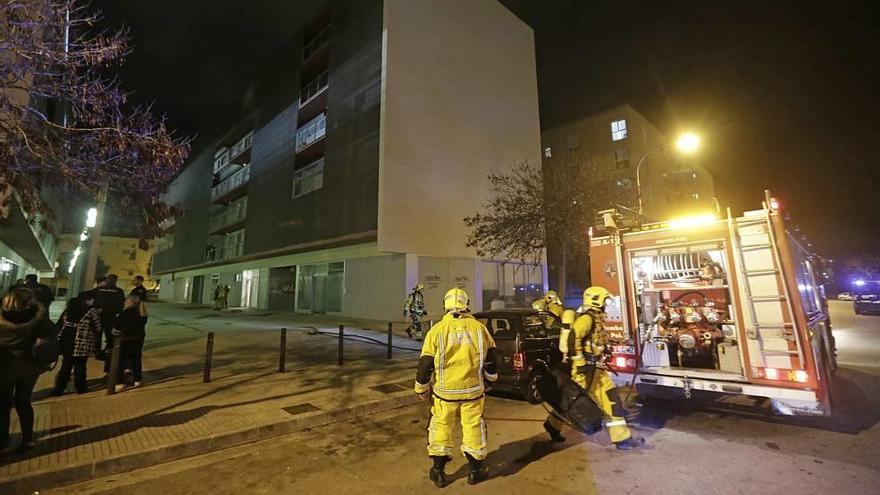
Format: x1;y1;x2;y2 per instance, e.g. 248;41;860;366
0;302;426;492
5;300;880;494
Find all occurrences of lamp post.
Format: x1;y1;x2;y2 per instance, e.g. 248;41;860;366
81;185;107;293
635;132;701;216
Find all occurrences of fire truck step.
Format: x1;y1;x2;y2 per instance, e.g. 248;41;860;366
755;322;794;328
740;243;774;251
759;350;800;356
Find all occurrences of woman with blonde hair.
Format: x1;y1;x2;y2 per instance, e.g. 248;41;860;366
0;288;56;454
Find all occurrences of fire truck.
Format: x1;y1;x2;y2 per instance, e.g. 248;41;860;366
590;191;836;416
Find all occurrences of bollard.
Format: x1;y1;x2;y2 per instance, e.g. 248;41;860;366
279;327;287;373
106;336;122;395
337;324;344;366
387;322;393;359
203;332;215;383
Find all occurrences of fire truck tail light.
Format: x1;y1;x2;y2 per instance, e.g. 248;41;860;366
769;198;781;211
764;367;780;380
793;370;809;383
614;356;627;368
512;352;525;372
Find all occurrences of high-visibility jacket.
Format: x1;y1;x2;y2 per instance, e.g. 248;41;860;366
571;311;605;361
415;312;497;401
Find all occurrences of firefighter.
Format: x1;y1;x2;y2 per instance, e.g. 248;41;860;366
415;288;498;487
403;284;427;340
545;286;644;450
531;290;564;318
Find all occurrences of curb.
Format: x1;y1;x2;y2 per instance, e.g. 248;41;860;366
0;392;421;493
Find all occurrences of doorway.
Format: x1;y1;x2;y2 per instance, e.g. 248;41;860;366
241;269;260;308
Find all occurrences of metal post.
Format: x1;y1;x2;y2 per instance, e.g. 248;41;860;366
106;336;122;395
337;324;344;366
279;327;287;373
203;332;215;383
387;322;393;359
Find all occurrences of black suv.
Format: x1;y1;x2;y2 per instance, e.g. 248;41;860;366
474;308;563;403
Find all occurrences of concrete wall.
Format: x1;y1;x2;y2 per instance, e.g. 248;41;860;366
343;253;406;320
378;0;542;258
416;256;479;316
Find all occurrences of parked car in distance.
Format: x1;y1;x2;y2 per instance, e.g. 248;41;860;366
474;308;563;403
837;292;854;301
853;281;880;315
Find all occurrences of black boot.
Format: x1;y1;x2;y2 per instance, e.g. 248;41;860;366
543;420;565;443
464;453;488;485
429;456;449;488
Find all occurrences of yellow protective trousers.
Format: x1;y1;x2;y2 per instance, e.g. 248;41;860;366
427;396;487;460
549;367;632;443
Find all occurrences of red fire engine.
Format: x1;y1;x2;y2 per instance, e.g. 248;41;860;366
589;191;836;416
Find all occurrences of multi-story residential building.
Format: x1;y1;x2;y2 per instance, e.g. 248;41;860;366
52;234;156;297
152;0;543;320
541;104;716;302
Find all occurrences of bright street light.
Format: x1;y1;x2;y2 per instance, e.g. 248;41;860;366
675;132;701;154
635;131;702;217
86;207;98;228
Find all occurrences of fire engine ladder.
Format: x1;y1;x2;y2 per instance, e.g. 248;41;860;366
732;212;803;367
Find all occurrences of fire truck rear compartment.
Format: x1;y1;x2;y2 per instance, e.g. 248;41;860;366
631;245;743;375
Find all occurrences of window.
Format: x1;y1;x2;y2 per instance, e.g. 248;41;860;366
293;159;324;198
491;319;514;340
543;147;552;158
614;147;630;168
611;119;628;141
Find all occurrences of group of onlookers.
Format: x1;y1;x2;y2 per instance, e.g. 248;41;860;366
0;274;150;456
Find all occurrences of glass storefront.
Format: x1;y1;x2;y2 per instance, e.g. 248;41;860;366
296;261;344;314
481;261;543;310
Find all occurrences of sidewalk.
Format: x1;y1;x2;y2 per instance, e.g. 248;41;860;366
0;302;426;493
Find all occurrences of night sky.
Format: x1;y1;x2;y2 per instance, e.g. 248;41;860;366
92;0;880;261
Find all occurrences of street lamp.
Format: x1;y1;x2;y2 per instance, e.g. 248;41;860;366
635;132;701;217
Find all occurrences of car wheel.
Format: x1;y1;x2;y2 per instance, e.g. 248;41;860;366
525;372;544;404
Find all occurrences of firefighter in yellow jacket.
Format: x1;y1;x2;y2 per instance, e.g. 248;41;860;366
415;287;497;487
544;286;644;450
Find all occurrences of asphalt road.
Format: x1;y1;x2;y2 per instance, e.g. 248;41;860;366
829;299;880;368
47;301;880;495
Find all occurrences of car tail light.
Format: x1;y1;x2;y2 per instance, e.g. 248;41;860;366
512;352;525;372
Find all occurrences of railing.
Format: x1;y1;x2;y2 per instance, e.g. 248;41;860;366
303;25;331;61
295;112;326;152
211;166;250;201
208;199;247;232
204;239;244;262
300;70;329;107
213;131;254;173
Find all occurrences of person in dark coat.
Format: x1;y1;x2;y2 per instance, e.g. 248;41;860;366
94;274;125;370
0;288;56;454
18;275;53;311
129;275;148;303
112;295;148;392
51;295;101;395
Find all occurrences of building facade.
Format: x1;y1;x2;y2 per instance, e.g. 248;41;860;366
53;234;156;297
152;0;544;320
541;104;716;303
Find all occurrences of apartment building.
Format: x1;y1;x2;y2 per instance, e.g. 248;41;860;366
152;0;543;320
541;104;716;302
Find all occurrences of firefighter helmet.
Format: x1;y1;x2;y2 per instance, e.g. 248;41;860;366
414;283;425;292
443;287;470;313
582;286;611;312
544;290;561;306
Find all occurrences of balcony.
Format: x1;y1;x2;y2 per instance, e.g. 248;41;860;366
204;235;244;262
300;70;329;108
303;25;331;62
295;112;326;153
208;198;247;235
211;166;250;204
213;131;254;174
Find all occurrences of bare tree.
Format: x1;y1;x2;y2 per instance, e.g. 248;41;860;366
465;153;615;298
0;0;189;238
